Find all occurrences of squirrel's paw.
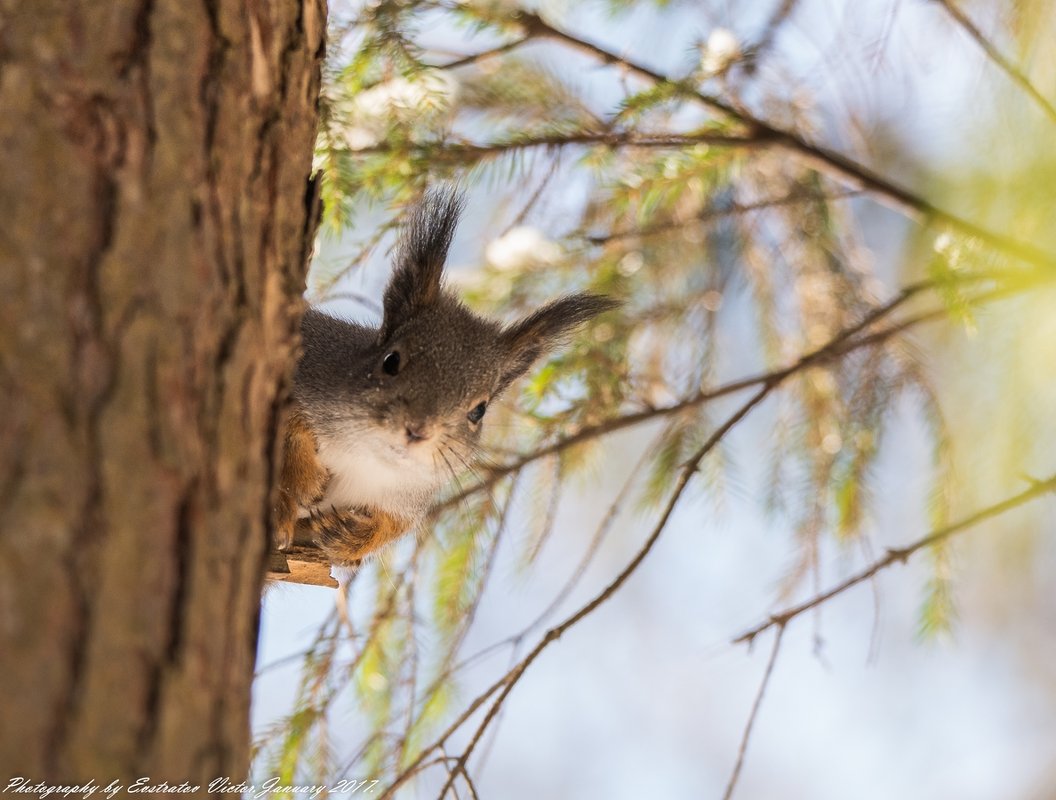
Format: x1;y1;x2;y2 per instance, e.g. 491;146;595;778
300;505;410;566
274;496;298;551
302;506;378;566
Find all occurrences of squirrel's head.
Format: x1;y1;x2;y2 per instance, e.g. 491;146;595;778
345;187;615;473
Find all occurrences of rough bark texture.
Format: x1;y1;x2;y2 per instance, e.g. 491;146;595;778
0;0;325;782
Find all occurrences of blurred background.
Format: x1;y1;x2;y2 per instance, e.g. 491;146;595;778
252;1;1056;797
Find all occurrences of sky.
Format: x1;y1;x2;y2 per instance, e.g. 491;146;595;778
253;1;1056;797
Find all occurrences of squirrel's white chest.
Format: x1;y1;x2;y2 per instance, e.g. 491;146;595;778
312;428;441;518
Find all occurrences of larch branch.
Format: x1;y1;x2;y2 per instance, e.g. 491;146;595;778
435;36;534;71
582;189;861;246
439;268;1045;513
516;11;1056;271
270;270;1050;590
732;474;1056;646
721;625;786;800
350;129;761;159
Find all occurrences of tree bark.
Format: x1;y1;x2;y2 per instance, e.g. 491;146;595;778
0;0;325;782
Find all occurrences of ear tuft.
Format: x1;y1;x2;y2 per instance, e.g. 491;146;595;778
381;186;466;339
498;293;618;393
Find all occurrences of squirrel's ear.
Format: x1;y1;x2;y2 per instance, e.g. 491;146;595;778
498;293;618;393
381;187;465;339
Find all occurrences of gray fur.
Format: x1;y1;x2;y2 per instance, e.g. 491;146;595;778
293;187;616;521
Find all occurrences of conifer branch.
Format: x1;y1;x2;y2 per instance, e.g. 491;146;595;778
438;270;1045;512
435;36;533;71
351;129;761;159
732;473;1056;646
582;189;860;245
383;269;1045;797
517;11;1056;271
721;626;786;800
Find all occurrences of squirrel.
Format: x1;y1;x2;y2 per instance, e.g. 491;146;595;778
274;188;616;568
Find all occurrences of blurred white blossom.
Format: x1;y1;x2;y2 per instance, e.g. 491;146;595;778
701;27;741;76
334;70;459;150
617;251;644;276
485;226;563;271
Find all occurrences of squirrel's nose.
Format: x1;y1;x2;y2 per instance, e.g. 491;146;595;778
405;424;430;443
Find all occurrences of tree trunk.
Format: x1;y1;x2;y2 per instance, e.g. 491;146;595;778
0;0;325;782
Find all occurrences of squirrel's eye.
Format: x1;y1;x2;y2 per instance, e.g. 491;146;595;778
467;401;487;424
382;351;401;376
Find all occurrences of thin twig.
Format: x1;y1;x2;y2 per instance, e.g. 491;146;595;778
502;157;562;236
435;36;533;71
523;433;662;633
721;625;786;800
380;676;509;796
744;0;802;73
437;747;477;800
583;190;860;245
732;474;1056;645
444;429;669;682
395;477;518;755
460;769;481;800
934;0;1056;127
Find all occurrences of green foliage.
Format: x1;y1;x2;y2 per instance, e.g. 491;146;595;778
927;234;979;333
918;549;957;640
459;57;601;131
432;506;491;633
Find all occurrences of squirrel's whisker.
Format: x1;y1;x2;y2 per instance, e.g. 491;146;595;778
444;439;486;485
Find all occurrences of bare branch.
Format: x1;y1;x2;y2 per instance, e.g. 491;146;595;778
437;747;478;800
732;474;1056;646
521;435;662;634
517;10;1056;271
721;626;786;800
393;481;518;764
934;0;1056;127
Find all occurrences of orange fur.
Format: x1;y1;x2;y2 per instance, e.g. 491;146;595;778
275;408;329;551
298;506;413;566
275;407;413;564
